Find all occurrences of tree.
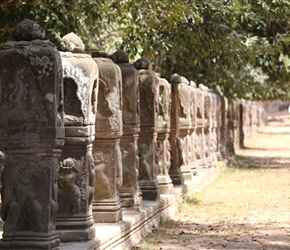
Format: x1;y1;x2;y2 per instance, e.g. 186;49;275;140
1;0;290;100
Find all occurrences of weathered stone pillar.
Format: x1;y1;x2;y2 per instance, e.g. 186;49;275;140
156;75;174;194
188;81;198;175
170;74;193;186
91;52;123;222
0;20;64;249
209;90;218;167
232;100;241;151
203;87;214;168
56;33;98;241
227;99;235;157
111;50;143;210
0;150;6;213
195;86;207;169
215;94;223;160
134;57;160;200
220;96;228;159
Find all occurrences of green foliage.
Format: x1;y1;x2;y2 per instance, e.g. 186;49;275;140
1;0;290;100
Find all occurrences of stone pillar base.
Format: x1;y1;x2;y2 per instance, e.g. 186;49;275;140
157;175;174;194
119;187;142;210
57;227;95;242
189;162;198;175
196;159;208;169
56;215;95;242
180;164;194;183
169;169;184;186
139;179;160;201
0;231;60;250
93;198;122;223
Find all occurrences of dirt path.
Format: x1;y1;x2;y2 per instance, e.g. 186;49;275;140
134;113;290;249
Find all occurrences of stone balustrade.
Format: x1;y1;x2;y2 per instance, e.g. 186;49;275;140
0;20;265;250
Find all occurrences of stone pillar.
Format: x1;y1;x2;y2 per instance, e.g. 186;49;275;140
195;86;207;169
0;20;64;249
227;99;235;157
220;96;228;159
0;150;6;213
168;78;183;187
209;91;218;167
232;100;241;151
91;52;123;222
156;75;174;194
215;94;223;160
203;87;214;168
170;74;193;186
111;50;142;210
134;57;160;201
56;33;98;241
188;81;198;175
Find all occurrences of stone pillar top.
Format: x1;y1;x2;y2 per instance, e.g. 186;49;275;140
59;33;98;128
59;32;85;53
13;19;45;41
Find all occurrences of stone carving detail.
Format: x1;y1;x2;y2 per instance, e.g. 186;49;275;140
58;158;81;214
93;151;112;200
3;164;43;233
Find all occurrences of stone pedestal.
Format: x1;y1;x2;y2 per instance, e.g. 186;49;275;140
92;54;123;222
156;76;174;194
56;35;98;241
134;57;160;201
111;50;143;210
0;20;64;249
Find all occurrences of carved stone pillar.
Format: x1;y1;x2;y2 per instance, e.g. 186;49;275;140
232;100;240;151
170;74;193;186
0;150;5;208
188;81;197;175
56;33;98;241
209;91;218;167
195;86;207;169
0;20;64;249
134;57;160;201
111;50;142;210
221;96;228;160
227;99;235;157
156;75;174;194
92;52;123;222
215;94;223;160
203;87;212;168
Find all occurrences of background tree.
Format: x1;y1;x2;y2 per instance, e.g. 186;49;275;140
1;0;290;100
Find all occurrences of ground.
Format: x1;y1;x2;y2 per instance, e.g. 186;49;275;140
134;112;290;249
